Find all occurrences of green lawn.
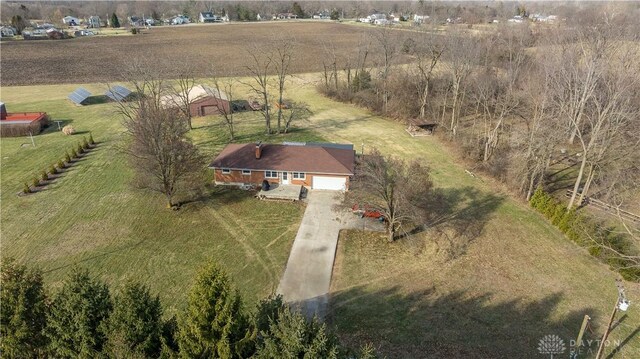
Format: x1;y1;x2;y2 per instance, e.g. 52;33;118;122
283;78;640;358
0;83;323;315
2;76;639;357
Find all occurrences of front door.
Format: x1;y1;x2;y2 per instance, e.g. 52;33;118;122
281;172;290;185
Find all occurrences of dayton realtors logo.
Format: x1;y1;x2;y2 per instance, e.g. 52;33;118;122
538;335;566;358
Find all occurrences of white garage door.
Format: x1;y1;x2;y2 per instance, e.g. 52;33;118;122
312;176;346;191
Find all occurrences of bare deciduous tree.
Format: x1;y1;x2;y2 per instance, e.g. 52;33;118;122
114;60;204;208
171;61;197;130
269;38;294;134
282;101;310;133
410;31;443;120
212;75;236;141
111;58;166;124
242;45;272;134
123;102;204;208
373;28;398;113
561;23;640;208
442;30;478;136
349;148;433;242
510;72;564;200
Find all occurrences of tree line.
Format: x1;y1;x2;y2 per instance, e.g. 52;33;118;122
319;11;639;210
318;10;640;269
0;260;377;358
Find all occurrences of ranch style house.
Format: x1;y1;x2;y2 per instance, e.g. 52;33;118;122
209;142;355;191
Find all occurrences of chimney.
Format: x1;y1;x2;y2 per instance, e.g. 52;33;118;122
255;141;262;159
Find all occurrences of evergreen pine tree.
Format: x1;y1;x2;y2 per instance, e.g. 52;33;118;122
105;282;163;358
253;295;285;335
111;12;120;28
254;307;340;358
46;267;112;357
0;260;48;357
291;2;305;18
177;262;251;358
160;316;180;358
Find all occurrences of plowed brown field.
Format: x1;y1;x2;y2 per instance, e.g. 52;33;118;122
1;22;403;86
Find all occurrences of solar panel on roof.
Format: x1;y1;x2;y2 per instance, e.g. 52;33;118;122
306;142;354;151
68;87;92;105
105;85;132;102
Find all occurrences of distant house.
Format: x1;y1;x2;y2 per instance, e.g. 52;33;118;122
413;14;430;23
62;16;80;26
160;85;234;117
0;102;50;137
210;142;355;191
169;15;190;25
312;10;330;19
275;13;298;20
128;16;146;27
87;16;101;28
388;14;400;22
199;12;221;23
374;18;389;25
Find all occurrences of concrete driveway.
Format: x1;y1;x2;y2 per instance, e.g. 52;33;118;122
277;190;344;318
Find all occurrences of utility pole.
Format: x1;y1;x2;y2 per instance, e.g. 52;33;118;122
571;315;591;359
595;279;630;359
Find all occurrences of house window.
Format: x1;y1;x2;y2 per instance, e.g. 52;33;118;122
292;172;306;179
265;170;278;178
242;169;251;175
221;168;231;174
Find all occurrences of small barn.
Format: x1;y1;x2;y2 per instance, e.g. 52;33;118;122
161;85;232;117
0;102;50;137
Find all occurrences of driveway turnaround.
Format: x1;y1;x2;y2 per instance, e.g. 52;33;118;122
277;190;344;319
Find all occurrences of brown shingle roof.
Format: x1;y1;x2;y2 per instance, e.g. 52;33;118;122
209;143;355;175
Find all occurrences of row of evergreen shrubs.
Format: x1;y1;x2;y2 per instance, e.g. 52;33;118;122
23;135;95;194
529;187;640;281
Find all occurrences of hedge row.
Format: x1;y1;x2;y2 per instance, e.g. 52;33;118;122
23;135;95;194
529;187;640;281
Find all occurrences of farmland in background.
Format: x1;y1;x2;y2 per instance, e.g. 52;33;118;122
0;22;409;86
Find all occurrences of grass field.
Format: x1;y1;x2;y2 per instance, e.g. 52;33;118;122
0;82;325;315
275;79;640;358
0;22;410;86
2;72;639;357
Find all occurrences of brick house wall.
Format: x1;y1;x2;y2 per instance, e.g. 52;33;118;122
213;169;349;189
